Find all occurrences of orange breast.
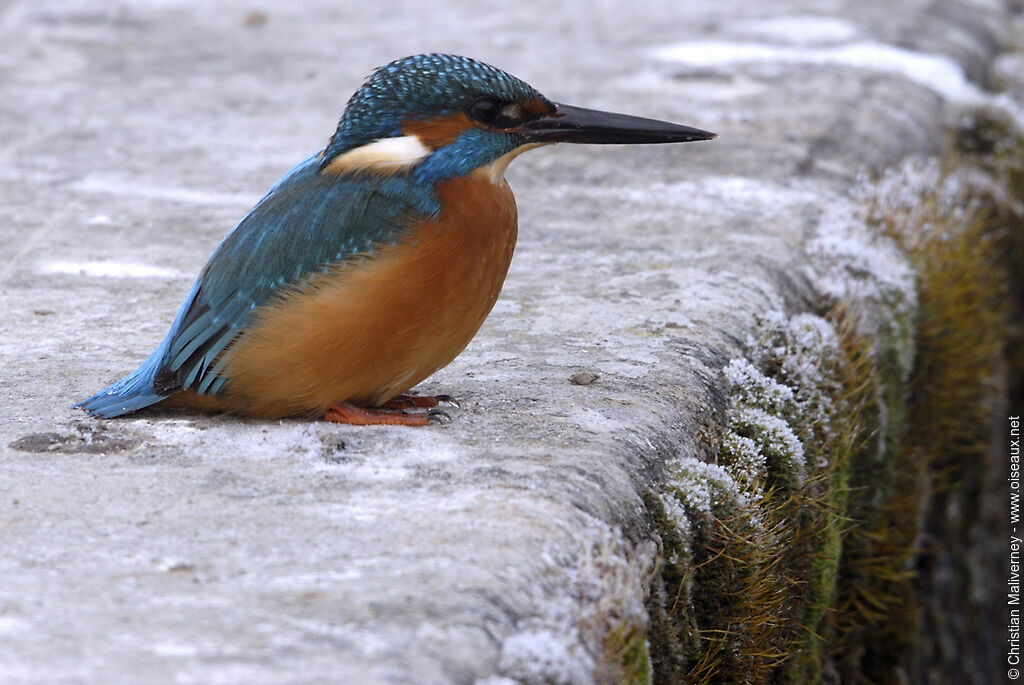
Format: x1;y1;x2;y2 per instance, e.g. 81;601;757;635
184;169;518;418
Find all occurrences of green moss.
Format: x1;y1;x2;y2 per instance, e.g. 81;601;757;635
780;310;879;683
952;108;1024;410
642;304;884;683
684;490;794;684
603;618;653;685
827;122;1019;680
645;109;1021;683
644;491;697;683
803;315;908;682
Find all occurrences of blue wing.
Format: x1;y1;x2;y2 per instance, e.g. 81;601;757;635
77;153;441;418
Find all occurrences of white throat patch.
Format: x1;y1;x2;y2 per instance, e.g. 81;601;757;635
477;143;548;185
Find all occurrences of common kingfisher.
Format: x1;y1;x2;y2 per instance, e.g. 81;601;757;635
77;54;715;426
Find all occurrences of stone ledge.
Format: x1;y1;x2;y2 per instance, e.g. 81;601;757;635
1;1;1019;683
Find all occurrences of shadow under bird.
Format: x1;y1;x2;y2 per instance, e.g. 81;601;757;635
77;53;715;426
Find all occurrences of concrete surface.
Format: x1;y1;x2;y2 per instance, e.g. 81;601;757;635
0;0;1017;683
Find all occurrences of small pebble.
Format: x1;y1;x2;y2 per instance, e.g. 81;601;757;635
568;371;599;386
243;10;268;28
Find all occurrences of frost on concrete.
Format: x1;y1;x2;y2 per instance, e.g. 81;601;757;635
35;260;185;279
804;183;920;424
497;630;595;685
808;153;1016;389
656;39;982;102
492;518;655;685
805;197;917;363
858;154;1022;247
653;24;1024;130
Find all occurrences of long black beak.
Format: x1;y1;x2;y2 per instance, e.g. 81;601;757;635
519;102;716;145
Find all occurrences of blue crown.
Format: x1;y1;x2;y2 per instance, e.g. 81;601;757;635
326;54;551;157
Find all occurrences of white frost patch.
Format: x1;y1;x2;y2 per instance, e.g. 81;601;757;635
670;457;746;514
70;174;255;206
855;157;1012;249
498;629;596;685
655;40;983;103
778;314;840;393
805;190;918;385
589;177;820;230
720;309;848;479
494;519;654;685
659;492;692;557
152;642;199;657
721;431;767;484
733;14;862;45
750;311;841;393
37;260;184;278
0;616;30;634
722;358;795;414
735;407;806;474
261;569;364;590
571;408;629;434
806;202;917;316
694;175;818;217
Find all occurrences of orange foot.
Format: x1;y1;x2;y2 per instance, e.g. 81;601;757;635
324;401;452;427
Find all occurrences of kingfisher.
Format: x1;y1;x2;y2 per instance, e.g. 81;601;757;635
77;54;715;426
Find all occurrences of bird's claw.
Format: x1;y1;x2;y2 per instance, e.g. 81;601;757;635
427;409;452;425
380;393;459;410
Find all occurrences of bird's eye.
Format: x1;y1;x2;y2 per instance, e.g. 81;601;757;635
468;98;502;125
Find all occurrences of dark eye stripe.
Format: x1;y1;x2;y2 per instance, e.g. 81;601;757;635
466;97;527;130
468;98;502;125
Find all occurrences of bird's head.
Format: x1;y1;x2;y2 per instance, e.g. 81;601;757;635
321;53;715;183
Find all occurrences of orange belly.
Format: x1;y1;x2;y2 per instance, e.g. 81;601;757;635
171;169;518;418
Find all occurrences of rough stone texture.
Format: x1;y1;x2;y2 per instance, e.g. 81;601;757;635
0;0;1016;683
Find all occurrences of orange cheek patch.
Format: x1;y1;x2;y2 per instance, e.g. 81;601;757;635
402;112;475;149
521;97;553;118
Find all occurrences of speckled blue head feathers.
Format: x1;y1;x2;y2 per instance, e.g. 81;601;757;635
325;54;552;159
319;54;716;184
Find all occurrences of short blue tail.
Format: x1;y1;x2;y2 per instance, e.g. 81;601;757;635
76;280;204;419
75;345;170;418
